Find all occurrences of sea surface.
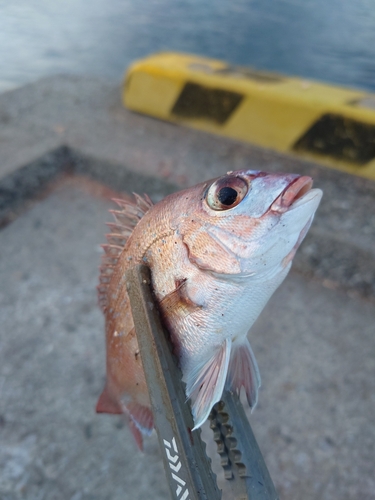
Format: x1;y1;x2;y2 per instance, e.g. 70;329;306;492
1;0;375;93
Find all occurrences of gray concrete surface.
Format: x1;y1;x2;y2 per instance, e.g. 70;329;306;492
1;76;375;299
0;181;168;500
0;77;375;499
1;179;374;500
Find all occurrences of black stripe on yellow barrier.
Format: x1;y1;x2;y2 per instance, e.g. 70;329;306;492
293;114;375;165
123;52;375;179
171;82;243;124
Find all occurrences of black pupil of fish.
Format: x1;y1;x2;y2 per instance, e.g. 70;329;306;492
217;186;238;206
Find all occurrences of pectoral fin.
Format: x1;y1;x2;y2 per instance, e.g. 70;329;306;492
226;339;261;410
160;278;200;319
185;339;231;429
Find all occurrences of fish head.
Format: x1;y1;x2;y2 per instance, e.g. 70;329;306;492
175;169;322;278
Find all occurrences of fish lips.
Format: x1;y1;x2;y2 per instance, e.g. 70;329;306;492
287;187;323;213
271;176;322;223
271;176;314;212
281;187;323;222
275;183;323;259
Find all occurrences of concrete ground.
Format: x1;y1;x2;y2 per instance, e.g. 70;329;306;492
0;76;374;500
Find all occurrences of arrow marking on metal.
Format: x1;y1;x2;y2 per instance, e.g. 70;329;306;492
164;436;190;499
170;461;182;473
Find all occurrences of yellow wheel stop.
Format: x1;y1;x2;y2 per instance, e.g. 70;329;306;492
123;52;375;179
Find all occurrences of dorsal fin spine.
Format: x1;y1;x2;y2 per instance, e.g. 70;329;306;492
106;222;133;233
105;234;128;246
101;244;123;256
101;256;118;266
109;210;139;227
97;193;154;312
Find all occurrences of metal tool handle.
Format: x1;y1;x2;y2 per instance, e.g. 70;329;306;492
126;264;221;500
209;393;279;500
126;264;279;500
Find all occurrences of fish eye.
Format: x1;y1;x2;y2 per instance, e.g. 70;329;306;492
206;176;249;211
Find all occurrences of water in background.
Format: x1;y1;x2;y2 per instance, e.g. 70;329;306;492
1;0;375;93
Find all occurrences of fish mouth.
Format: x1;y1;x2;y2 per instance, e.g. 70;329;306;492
271;176;315;213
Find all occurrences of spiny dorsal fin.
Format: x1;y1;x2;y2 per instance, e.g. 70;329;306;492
97;193;154;312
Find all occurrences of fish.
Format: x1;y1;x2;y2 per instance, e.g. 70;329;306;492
96;169;322;449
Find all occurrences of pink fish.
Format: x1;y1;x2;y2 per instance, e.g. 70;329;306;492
96;170;322;448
